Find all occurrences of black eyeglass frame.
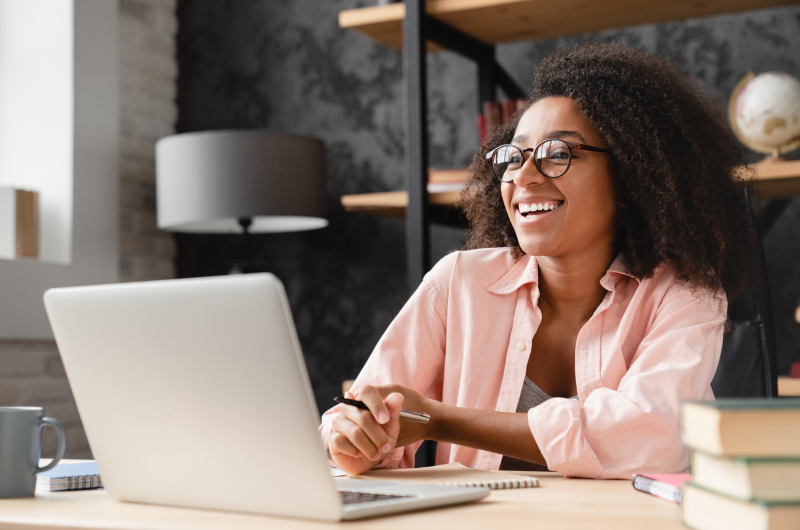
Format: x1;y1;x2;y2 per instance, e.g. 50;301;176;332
486;139;612;181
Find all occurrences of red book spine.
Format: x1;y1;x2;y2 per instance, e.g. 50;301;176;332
501;99;517;123
482;101;502;136
477;114;486;144
791;361;800;378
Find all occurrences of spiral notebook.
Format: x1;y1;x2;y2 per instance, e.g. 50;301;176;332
36;461;103;492
349;462;539;490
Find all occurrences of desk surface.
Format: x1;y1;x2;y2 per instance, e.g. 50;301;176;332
0;470;683;530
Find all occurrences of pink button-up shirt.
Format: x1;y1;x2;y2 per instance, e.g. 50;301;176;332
320;248;726;479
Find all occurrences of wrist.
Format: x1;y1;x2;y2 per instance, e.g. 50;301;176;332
425;398;452;442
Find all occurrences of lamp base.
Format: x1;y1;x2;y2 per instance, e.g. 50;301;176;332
228;217;260;274
228;262;264;275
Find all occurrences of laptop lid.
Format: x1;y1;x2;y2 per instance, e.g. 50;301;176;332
44;274;344;521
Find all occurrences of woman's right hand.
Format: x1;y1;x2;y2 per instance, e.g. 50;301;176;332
328;388;405;476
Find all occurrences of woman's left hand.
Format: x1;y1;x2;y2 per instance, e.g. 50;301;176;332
350;383;437;448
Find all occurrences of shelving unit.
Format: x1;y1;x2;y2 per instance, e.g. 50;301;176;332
338;0;799;294
340;0;799;51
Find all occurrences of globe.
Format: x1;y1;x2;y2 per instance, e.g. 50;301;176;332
728;71;800;158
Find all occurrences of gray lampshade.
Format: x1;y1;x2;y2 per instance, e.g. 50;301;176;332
155;130;327;233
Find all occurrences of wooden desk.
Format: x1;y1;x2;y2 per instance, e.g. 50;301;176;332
0;471;682;530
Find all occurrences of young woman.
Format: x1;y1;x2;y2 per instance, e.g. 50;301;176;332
320;43;755;479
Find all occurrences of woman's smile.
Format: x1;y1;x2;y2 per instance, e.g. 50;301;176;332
514;198;564;226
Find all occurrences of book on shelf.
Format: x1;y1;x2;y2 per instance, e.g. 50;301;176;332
482;101;501;142
681;483;800;530
691;452;800;503
681;398;800;458
36;461;102;492
478;98;527;144
631;473;690;503
427;167;467;193
500;99;517;124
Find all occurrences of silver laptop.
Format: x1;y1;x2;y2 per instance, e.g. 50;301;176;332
43;274;488;521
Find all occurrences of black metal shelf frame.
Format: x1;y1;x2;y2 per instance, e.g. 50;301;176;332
403;0;525;293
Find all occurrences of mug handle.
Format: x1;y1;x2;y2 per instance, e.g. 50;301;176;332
34;417;66;474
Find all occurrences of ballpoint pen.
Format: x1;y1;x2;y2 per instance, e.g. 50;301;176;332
334;397;430;424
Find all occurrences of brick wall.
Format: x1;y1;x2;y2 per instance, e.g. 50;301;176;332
0;0;178;459
119;0;177;283
0;342;89;458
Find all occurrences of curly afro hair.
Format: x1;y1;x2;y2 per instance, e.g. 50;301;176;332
460;42;755;301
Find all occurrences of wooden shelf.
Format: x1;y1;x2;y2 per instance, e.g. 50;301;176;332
778;376;800;396
751;159;800;198
339;0;797;51
341;189;463;218
341;161;800;217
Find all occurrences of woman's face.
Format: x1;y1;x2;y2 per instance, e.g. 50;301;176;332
501;97;617;259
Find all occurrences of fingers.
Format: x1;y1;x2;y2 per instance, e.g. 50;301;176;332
333;406;391;461
328;432;360;458
384;392;404;415
380;392;405;443
358;386;390;425
332;413;380;460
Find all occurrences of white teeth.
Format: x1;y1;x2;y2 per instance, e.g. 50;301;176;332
519;202;563;213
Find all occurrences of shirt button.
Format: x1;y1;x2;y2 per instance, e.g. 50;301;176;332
614;303;619;308
516;342;526;351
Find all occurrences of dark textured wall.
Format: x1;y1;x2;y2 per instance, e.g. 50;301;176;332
176;1;800;413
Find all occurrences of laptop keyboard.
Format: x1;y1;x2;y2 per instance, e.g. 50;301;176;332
339;490;413;505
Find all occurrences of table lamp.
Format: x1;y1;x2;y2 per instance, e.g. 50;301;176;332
156;130;327;272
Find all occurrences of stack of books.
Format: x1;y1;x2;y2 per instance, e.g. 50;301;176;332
478;99;526;143
681;399;800;530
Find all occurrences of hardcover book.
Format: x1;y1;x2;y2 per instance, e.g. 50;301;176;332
682;483;800;530
691;452;800;502
682;399;800;457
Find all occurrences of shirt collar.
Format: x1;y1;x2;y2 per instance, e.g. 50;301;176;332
600;252;639;291
486;251;638;295
486;254;538;295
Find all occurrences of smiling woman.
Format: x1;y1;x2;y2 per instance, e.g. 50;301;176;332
462;43;755;299
320;43;754;479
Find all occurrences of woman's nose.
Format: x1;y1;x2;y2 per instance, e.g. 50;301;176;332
512;157;546;187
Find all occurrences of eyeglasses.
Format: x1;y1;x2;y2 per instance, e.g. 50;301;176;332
486;139;612;181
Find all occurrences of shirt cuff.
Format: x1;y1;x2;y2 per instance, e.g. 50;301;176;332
527;397;604;478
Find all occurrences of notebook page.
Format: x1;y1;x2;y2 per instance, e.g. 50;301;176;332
348;462;540;488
